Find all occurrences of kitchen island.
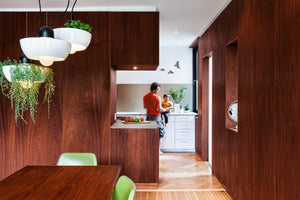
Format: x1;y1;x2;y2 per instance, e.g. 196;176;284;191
110;120;159;185
116;112;197;152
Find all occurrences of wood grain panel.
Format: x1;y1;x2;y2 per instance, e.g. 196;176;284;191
199;55;209;161
0;166;120;200
196;0;299;199
0;12;112;180
110;68;117;125
111;12;159;70
225;39;238;130
135;191;232;200
110;128;159;183
274;0;300;199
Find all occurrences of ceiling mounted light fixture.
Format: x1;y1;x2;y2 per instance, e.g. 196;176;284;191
20;0;71;66
54;0;92;54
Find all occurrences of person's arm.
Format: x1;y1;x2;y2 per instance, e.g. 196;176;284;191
157;96;166;112
167;101;173;111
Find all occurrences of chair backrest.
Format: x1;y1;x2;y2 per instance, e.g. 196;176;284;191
57;152;97;166
113;175;136;200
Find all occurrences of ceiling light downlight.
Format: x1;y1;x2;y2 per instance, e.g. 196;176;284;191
20;26;71;66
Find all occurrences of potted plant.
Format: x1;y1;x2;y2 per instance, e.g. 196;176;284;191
54;20;92;54
169;88;187;113
0;58;55;124
184;104;190;113
64;20;92;33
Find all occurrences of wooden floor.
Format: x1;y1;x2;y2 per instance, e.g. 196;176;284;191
135;153;232;200
135;191;232;200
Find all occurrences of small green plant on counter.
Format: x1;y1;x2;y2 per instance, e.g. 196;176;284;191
64;20;92;32
184;104;190;111
169;88;187;104
0;58;55;124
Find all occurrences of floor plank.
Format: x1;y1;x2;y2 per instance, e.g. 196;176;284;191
135;191;232;200
135;153;232;199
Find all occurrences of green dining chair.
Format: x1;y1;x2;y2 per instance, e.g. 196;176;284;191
113;175;136;200
57;152;97;166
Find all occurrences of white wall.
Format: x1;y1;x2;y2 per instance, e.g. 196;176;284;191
117;47;193;84
117;84;193;112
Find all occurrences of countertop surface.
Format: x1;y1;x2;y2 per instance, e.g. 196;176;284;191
116;112;197;116
111;120;158;129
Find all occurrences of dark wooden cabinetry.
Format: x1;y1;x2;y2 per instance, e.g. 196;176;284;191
110;126;159;184
111;12;159;70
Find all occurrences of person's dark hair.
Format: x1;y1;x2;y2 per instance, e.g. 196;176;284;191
163;94;170;98
150;82;161;91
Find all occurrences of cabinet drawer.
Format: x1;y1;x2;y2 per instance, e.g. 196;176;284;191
175;140;195;149
161;123;175;149
167;116;175;123
175;123;195;130
175;116;195;123
175;129;195;140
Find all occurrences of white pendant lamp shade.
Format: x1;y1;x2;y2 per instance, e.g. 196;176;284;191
54;28;91;54
20;37;71;66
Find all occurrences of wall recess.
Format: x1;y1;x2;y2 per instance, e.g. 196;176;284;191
225;38;238;133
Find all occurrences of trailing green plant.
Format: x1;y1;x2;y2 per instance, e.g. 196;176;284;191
169;88;187;104
64;20;92;32
0;58;55;124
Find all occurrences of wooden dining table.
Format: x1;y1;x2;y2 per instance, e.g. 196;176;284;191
0;165;121;200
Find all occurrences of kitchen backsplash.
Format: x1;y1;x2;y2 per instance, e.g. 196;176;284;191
117;84;193;112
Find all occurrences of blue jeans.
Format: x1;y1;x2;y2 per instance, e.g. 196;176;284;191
146;115;165;138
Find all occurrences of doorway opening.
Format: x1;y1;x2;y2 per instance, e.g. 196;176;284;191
208;56;213;166
199;53;213;166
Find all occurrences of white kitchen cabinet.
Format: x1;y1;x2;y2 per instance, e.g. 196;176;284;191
161;113;196;152
116;112;196;152
161;122;175;149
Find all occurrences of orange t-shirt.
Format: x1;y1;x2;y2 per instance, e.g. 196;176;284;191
143;92;160;117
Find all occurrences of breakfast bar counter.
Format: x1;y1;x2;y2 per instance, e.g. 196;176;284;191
111;120;158;129
110;120;159;185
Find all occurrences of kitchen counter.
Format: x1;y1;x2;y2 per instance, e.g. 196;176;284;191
110;119;159;184
116;111;197;117
111;120;158;129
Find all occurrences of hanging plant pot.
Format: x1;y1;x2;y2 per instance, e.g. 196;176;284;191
2;64;49;83
54;27;92;54
0;59;55;124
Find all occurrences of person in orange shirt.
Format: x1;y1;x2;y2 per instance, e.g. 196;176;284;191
161;94;173;126
143;82;166;155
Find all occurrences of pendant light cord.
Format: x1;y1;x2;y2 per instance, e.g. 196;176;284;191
71;0;78;20
33;0;42;36
33;0;71;36
48;0;70;26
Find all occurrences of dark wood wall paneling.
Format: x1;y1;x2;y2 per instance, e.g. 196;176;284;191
198;54;210;161
111;12;159;70
0;11;159;181
0;12;111;180
274;0;299;199
196;0;299;199
110;128;159;183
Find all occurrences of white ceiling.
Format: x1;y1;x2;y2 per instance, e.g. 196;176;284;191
0;0;231;47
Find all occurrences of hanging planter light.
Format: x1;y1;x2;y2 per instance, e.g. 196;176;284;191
54;20;92;54
20;26;71;66
53;0;92;54
0;57;55;124
20;0;71;66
